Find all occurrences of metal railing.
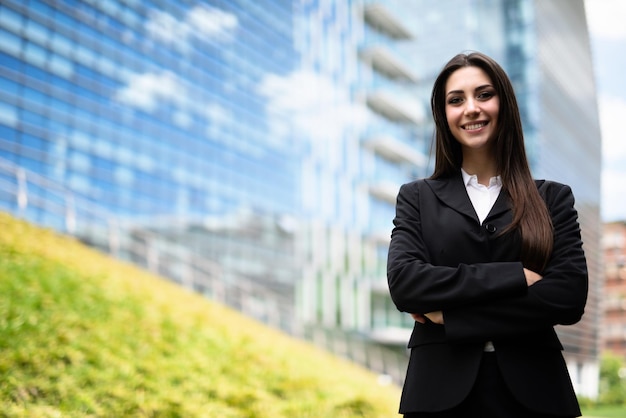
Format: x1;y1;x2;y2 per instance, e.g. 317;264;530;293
0;156;297;334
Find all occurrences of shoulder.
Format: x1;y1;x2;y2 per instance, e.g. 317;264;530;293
534;179;574;196
399;178;429;193
418;175;459;190
399;176;456;195
534;179;576;210
396;179;425;203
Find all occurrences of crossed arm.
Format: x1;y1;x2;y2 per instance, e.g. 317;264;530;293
412;268;542;324
387;182;588;341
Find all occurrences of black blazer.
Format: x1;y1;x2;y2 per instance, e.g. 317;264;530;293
387;174;588;415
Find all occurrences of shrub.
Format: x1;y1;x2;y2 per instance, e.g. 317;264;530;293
0;213;400;417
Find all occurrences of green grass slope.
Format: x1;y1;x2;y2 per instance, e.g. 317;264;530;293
0;213;401;417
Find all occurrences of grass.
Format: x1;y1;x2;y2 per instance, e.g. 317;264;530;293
0;212;401;417
582;405;626;418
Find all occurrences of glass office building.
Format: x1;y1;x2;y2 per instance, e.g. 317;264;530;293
0;0;601;397
0;0;303;330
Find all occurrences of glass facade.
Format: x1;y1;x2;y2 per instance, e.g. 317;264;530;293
0;0;303;330
533;0;603;397
0;0;601;396
1;0;299;220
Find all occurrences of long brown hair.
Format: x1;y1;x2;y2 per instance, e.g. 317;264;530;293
430;51;553;272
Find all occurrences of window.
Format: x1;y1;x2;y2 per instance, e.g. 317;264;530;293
24;19;49;46
0;101;18;127
23;42;47;69
0;30;22;57
0;6;24;35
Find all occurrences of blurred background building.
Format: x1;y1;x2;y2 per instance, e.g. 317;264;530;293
0;0;601;397
602;221;626;357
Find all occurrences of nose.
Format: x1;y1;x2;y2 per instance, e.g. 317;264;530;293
464;99;480;116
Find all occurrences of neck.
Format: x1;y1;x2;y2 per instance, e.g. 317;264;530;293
462;150;497;186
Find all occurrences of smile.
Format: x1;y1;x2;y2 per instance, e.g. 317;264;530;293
462;122;487;130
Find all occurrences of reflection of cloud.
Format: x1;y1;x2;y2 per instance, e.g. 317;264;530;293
173;111;192;128
599;95;626;221
206;103;232;125
145;10;186;49
115;71;184;111
145;5;238;52
115;72;237;136
257;70;369;141
585;0;626;40
189;6;238;38
205;103;233;139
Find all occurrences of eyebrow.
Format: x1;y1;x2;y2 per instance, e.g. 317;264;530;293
446;84;494;97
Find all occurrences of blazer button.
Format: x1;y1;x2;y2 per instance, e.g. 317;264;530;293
485;224;497;233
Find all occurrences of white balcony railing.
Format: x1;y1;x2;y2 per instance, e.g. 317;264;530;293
368;181;399;204
363;133;427;167
363;3;413;39
359;45;418;82
366;90;425;124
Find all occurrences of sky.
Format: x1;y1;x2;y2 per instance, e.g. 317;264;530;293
584;0;626;222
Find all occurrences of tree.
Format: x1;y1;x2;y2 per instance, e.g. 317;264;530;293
599;352;626;405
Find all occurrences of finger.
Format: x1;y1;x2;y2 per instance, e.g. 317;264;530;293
410;313;426;323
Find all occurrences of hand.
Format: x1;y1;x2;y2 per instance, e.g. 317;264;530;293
410;311;444;324
424;311;444;324
524;268;543;286
410;313;426;323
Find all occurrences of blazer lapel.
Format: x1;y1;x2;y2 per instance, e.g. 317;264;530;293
424;174;478;222
485;189;511;221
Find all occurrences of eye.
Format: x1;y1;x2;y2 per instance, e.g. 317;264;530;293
447;96;463;105
477;91;495;100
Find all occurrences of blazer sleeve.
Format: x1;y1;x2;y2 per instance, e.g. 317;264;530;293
387;181;528;314
444;183;589;342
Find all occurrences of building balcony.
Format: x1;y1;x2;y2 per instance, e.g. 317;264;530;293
363;134;427;167
370;276;390;293
605;302;626;313
368;181;399;204
602;328;626;340
359;45;417;82
363;3;413;40
366;90;425;124
367;230;391;246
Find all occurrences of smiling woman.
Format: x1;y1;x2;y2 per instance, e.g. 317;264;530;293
387;51;588;418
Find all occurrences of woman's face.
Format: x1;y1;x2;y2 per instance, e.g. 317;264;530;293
444;66;500;154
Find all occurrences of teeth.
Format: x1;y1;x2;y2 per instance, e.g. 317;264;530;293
464;122;486;130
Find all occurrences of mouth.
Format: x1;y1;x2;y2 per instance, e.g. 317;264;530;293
462;121;488;130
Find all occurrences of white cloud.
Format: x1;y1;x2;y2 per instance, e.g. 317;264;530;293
145;5;238;52
188;5;238;39
599;96;626;160
585;0;626;40
602;165;626;222
586;1;626;221
257;70;369;142
115;71;184;112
